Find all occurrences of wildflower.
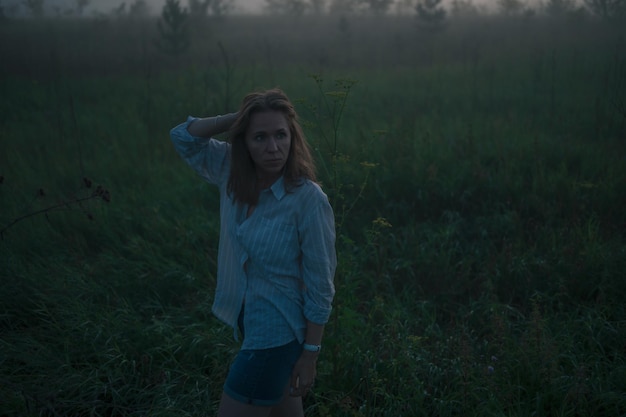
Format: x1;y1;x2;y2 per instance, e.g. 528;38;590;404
372;217;392;228
360;161;379;169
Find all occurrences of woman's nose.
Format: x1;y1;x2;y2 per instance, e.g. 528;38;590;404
266;137;279;151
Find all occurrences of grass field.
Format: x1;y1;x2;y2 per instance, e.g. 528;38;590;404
1;12;626;416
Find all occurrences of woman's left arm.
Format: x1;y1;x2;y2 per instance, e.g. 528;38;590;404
290;321;324;397
290;196;337;397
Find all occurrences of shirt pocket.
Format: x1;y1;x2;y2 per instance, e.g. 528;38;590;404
248;217;300;275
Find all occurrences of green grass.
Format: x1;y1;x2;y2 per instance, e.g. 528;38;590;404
1;13;626;417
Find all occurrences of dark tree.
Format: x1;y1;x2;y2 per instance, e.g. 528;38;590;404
264;0;309;15
74;0;89;16
155;0;190;56
329;0;359;14
210;0;233;16
188;0;210;18
584;0;625;20
544;0;576;17
416;0;447;30
22;0;44;17
360;0;394;15
498;0;525;15
129;0;149;18
450;0;480;18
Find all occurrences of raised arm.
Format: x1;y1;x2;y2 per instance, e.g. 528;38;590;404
170;112;239;186
187;112;239;137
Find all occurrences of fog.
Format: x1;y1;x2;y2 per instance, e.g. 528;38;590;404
85;0;265;15
4;0;265;16
5;0;511;17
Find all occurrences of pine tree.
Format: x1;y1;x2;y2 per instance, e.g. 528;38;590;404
155;0;190;56
498;0;525;16
583;0;625;20
22;0;45;17
264;0;309;15
360;0;394;15
416;0;447;30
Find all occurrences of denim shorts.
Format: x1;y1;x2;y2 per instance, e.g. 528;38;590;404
223;339;303;406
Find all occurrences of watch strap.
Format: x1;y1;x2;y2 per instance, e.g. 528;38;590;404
303;343;321;352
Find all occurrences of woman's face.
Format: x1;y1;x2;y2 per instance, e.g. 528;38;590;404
245;110;292;184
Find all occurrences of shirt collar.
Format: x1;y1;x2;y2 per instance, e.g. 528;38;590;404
268;176;287;201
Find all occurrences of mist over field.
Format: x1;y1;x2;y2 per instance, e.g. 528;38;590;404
1;0;546;17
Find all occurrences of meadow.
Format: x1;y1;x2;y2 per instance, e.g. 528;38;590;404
1;12;626;416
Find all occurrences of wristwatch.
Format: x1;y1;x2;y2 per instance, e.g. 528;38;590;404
303;343;322;353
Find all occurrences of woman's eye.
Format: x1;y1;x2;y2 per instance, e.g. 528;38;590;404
276;132;286;139
254;134;265;142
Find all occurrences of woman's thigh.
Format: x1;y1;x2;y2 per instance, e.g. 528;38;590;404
217;384;303;417
223;339;302;407
217;391;271;417
268;383;303;417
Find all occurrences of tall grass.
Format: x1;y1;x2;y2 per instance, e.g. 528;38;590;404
1;14;625;416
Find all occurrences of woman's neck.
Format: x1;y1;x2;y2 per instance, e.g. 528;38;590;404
257;174;280;190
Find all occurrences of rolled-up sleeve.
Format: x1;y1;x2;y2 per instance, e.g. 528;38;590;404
299;199;337;325
170;116;230;185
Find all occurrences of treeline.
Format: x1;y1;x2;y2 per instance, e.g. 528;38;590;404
2;0;625;22
1;4;623;79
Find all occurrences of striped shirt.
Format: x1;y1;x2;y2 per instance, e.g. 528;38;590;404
170;117;337;349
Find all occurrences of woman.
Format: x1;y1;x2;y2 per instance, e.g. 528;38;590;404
170;89;337;417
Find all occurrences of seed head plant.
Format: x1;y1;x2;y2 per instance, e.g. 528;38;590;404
0;176;110;240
